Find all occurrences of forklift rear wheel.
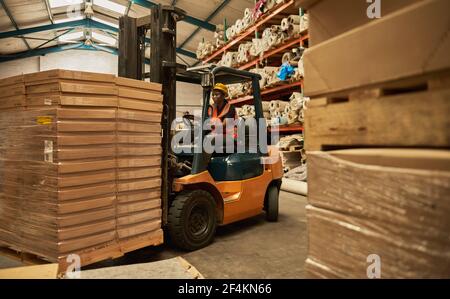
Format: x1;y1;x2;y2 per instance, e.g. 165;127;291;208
266;185;279;222
168;190;217;251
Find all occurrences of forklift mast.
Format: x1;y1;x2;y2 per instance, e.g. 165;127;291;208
118;5;187;225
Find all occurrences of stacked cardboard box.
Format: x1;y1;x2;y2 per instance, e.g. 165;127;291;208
299;0;450;278
0;70;164;270
296;0;424;46
115;77;163;242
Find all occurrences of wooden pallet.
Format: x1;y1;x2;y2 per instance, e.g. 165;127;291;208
304;71;450;151
0;229;163;277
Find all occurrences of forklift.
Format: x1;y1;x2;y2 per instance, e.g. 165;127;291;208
118;5;283;250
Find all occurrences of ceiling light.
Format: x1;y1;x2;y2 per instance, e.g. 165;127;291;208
49;0;83;9
94;0;126;14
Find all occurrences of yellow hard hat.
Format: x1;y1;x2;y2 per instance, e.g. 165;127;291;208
213;83;228;97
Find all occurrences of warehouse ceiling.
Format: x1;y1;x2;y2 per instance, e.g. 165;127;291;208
0;0;255;66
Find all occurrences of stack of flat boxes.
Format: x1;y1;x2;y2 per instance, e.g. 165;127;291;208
298;0;450;278
115;77;163;242
0;70;164;269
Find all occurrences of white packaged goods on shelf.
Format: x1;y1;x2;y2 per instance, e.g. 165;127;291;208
214;24;226;48
196;41;215;59
238;105;256;119
219;51;238;67
227;82;252;99
262;101;271;111
237;42;253;64
300;13;309;33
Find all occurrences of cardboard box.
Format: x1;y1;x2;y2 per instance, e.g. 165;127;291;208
304;87;450;150
306;149;450;278
296;0;423;46
303;0;450;97
116;76;163;241
0;70;164;265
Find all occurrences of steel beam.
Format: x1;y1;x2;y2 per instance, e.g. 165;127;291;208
0;43;83;62
43;0;54;24
0;19;88;39
132;0;216;31
179;0;230;49
0;18;197;59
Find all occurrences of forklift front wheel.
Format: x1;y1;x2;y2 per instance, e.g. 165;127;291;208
265;185;279;222
168;190;217;251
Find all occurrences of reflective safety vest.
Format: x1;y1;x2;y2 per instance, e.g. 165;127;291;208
208;102;238;139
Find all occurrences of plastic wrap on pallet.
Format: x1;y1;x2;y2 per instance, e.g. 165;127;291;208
0;70;164;263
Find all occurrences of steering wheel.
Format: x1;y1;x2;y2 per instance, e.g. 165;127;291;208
182;115;194;130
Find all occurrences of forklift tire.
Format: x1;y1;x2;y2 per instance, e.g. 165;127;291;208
168;190;217;251
266;185;279;222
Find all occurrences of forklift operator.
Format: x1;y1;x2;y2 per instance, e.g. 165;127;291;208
208;83;237;138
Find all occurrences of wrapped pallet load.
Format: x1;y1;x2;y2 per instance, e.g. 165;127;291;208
0;70;164;271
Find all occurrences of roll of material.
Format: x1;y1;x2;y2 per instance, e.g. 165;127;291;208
230;26;236;38
269;100;278;111
271;115;288;126
281;18;290;31
270;25;282;32
222;52;238;67
226;27;234;40
287;111;299;124
281;179;307;196
284;105;291;115
262;101;271;112
298;112;304;123
235;19;244;35
288;24;300;37
282;51;293;64
196;41;215;59
265;0;276;10
240;105;256;118
277;101;288;111
244;8;252;19
270;100;288;112
242;17;251;29
289;92;302;110
237;42;252;64
300;14;309;32
250;38;263;56
287;15;301;25
290;98;301;111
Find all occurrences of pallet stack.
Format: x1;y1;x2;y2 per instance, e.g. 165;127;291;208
0;70;164;271
115;77;163;243
300;0;450;278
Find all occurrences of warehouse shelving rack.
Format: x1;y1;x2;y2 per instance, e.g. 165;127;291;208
202;0;299;64
238;33;309;71
201;0;307;134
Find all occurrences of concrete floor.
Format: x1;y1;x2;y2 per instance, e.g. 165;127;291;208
0;191;308;278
